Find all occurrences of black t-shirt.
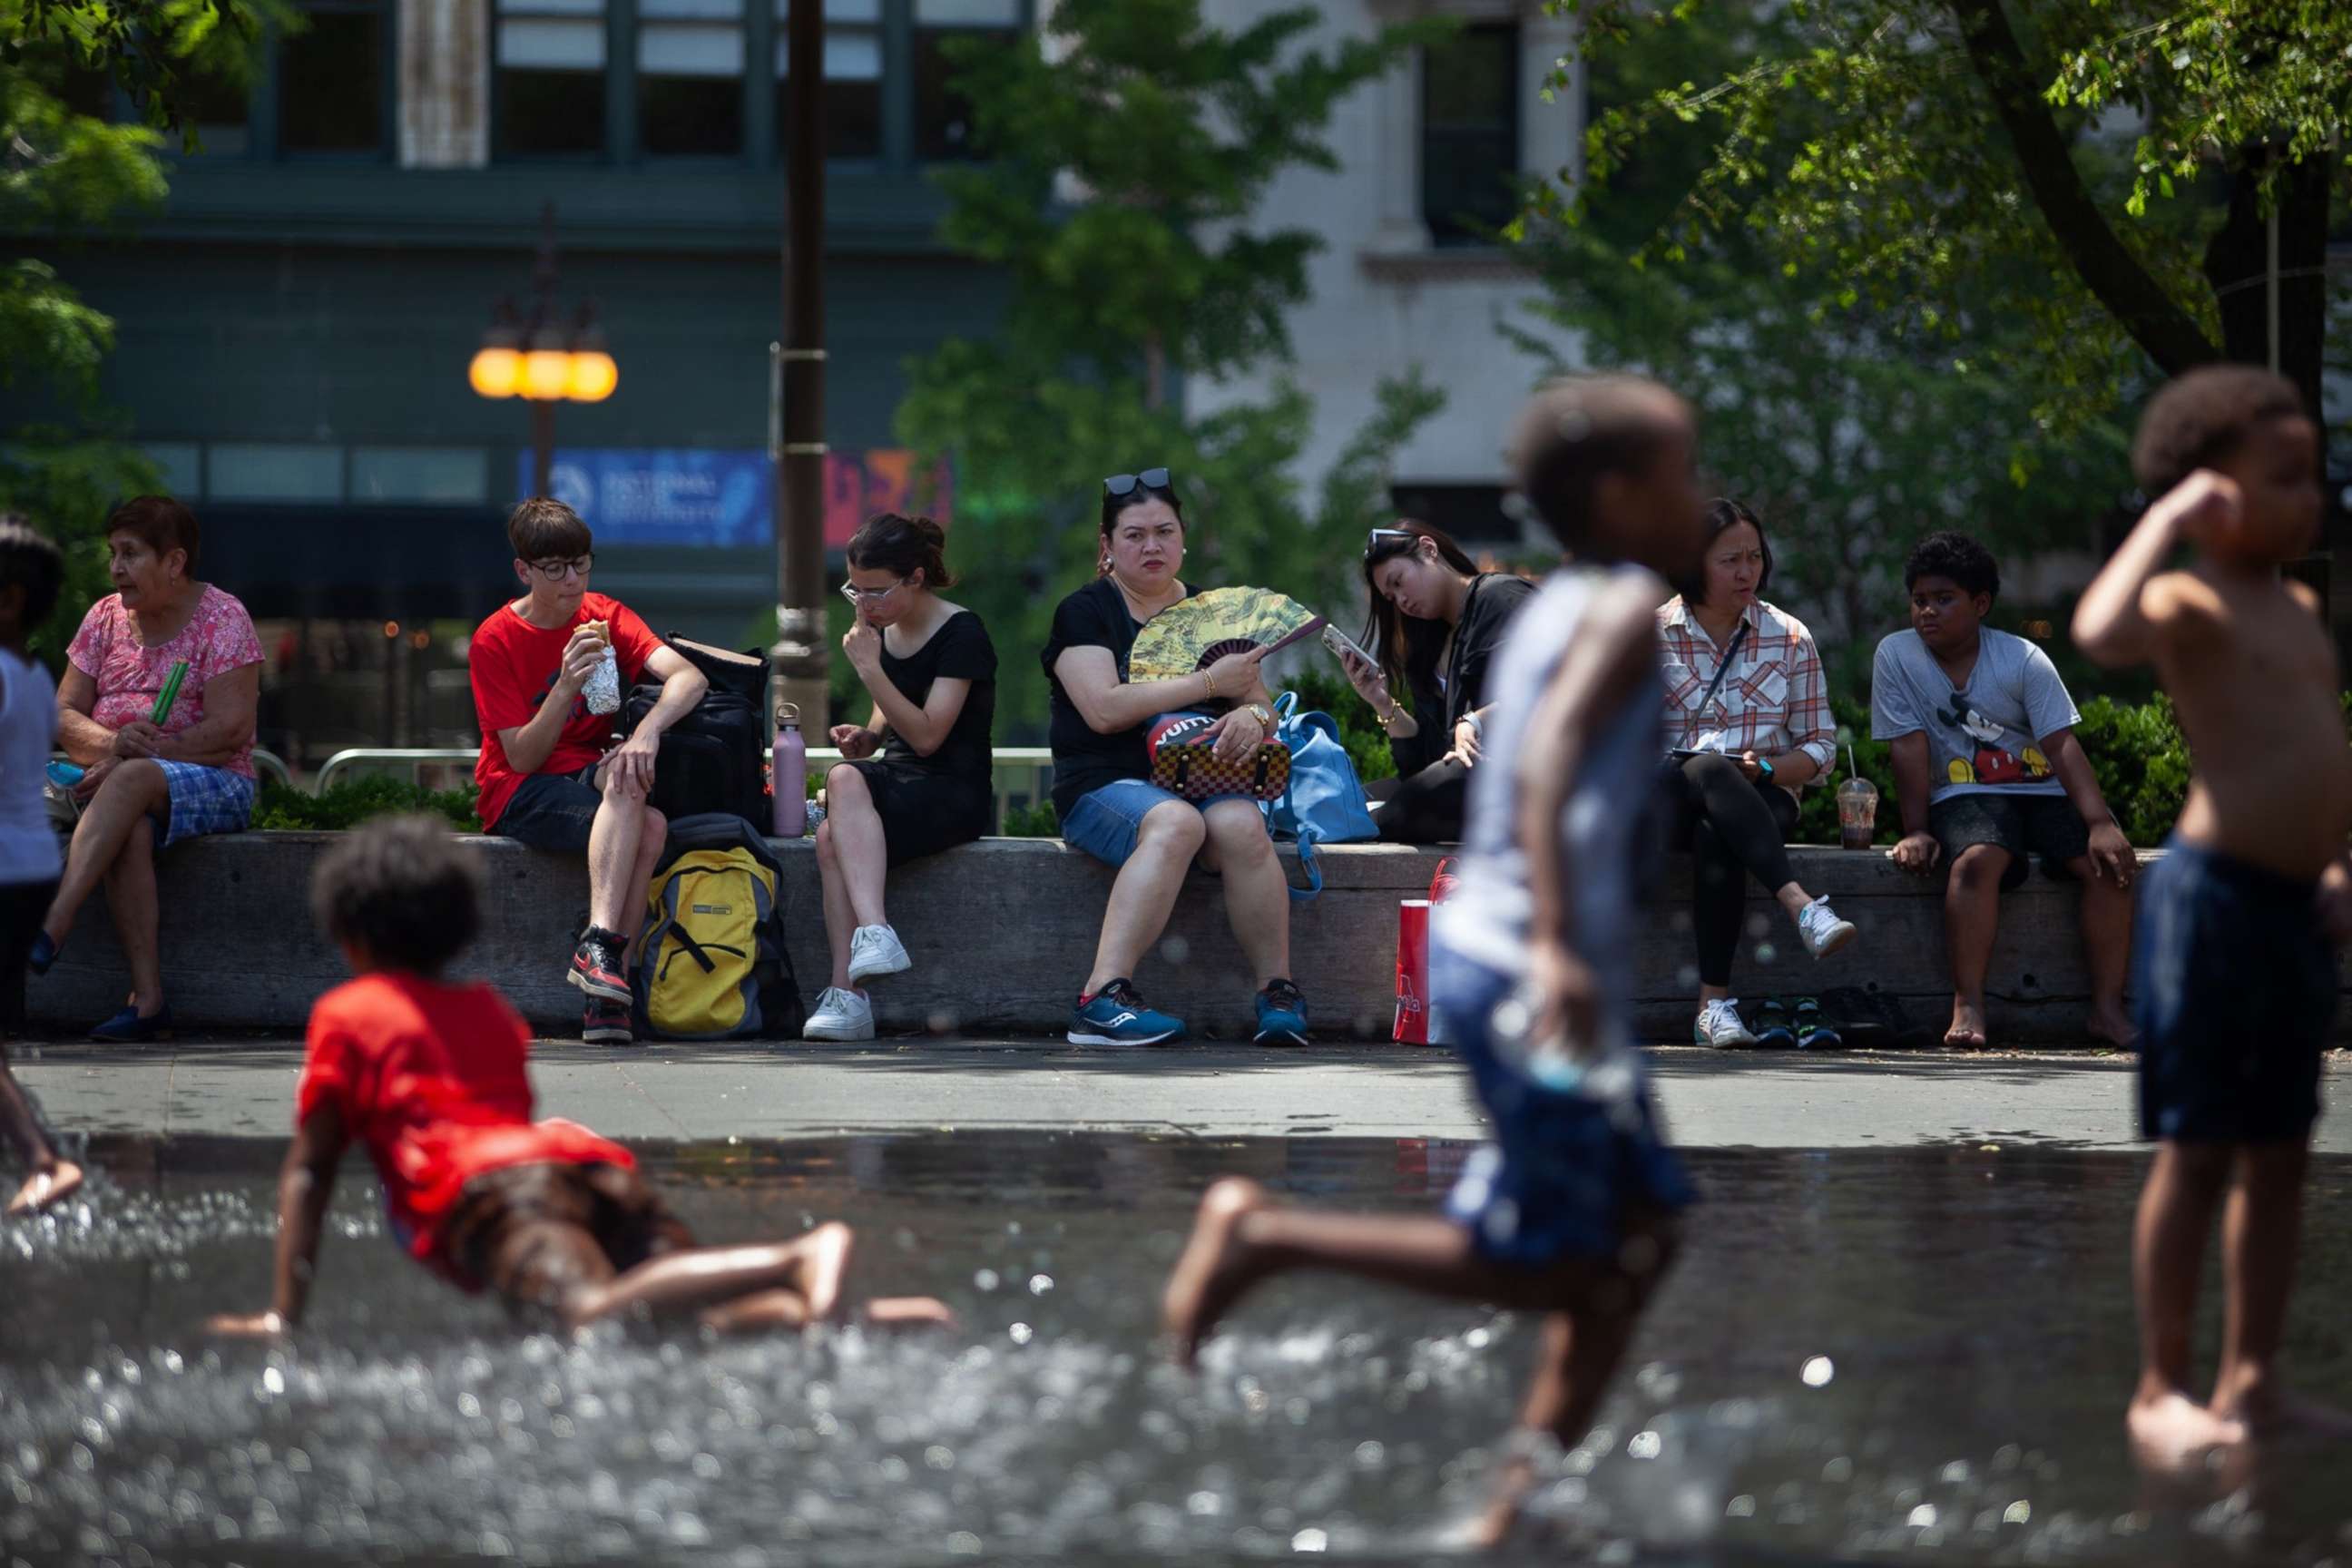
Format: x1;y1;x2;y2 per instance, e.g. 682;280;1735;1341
1391;573;1536;777
1041;576;1197;819
875;609;996;787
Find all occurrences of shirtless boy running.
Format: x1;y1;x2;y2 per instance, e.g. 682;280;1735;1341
2073;365;2352;1463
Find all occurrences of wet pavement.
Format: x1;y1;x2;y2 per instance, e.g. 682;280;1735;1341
6;1131;2351;1566
15;1036;2352;1151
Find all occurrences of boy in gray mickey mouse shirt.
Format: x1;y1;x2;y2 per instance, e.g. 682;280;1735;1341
1871;531;2135;1050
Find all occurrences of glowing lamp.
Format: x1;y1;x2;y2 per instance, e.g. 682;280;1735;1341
565;348;618;403
521;344;572;401
468;345;519;398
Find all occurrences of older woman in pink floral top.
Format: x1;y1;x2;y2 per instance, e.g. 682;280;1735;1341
31;497;263;1043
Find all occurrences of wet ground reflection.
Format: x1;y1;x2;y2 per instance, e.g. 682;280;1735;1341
5;1133;2349;1565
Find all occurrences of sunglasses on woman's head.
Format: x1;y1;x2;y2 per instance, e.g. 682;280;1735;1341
1103;467;1173;498
1365;527;1416;558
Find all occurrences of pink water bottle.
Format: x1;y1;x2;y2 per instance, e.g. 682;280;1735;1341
771;701;807;838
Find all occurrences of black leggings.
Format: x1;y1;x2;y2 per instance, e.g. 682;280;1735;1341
1367;757;1470;844
1662;753;1799;988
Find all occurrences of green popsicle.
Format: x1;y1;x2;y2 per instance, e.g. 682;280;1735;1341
152;659;190;724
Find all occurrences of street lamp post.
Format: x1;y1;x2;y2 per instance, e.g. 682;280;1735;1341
771;0;829;726
469;202;618;496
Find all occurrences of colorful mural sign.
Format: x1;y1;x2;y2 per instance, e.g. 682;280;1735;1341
526;449;953;548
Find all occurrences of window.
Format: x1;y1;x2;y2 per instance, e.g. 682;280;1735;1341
1420;22;1519;246
179;59;256;156
1390;483;1514;549
280;0;387;153
642;0;744;155
139;444;205;498
775;0;883;162
209;445;344;503
498;0;609;156
912;0;1015;162
350;448;490;504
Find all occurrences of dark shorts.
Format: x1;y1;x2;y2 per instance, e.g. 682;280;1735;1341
439;1160;697;1319
496;766;603;853
2132;841;2336;1142
831;760;990;867
1433;946;1695;1268
2;878;57;1043
1928;792;2088;889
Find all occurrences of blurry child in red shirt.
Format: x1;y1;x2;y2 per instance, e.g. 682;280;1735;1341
208;816;948;1336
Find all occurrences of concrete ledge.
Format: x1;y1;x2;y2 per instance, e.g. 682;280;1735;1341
27;833;2345;1042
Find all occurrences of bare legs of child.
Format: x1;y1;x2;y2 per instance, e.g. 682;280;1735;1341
2129;1141;2352;1473
1163;1179;1677;1544
549;1222;952;1337
1940;846;2132;1049
1;1054;82;1218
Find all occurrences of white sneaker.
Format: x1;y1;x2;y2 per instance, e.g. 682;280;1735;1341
847;924;912;984
1694;998;1758;1048
1796;897;1858;959
802;985;875;1041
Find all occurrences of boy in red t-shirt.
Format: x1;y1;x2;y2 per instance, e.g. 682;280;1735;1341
468;498;708;1045
207;817;949;1337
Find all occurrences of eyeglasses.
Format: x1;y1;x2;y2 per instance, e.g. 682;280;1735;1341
1365;528;1416;559
839;578;907;605
1103;466;1173;499
530;554;594;581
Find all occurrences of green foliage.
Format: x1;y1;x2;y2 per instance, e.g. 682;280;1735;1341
1536;0;2350;441
2072;693;2194;848
2;5;275;663
898;0;1448;739
997;801;1061;838
4;0;289;146
250;778;484;833
1511;1;2129;684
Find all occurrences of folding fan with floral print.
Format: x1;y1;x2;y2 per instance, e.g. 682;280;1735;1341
1126;586;1327;684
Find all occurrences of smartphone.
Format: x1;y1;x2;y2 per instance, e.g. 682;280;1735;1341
1665;748;1706;761
1320;624;1374;669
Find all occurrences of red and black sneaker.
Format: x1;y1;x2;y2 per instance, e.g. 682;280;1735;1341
566;927;632;1004
583;996;633;1045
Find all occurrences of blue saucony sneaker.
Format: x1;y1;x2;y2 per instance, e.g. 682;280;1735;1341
1253;978;1310;1046
1068;979;1184;1047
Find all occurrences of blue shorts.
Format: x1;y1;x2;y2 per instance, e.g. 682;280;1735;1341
1058;777;1256;869
151;762;256;848
1434;946;1696;1267
496;766;603;853
2133;839;2336;1142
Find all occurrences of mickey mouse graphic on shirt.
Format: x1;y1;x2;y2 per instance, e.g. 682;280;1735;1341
1934;694;2052;787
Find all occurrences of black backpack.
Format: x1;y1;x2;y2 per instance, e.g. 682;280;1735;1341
624;637;769;829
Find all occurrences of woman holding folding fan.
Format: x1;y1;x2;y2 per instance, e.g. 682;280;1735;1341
1040;466;1309;1048
1342;521;1534;842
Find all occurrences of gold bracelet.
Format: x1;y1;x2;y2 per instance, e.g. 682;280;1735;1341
1203;669;1219;700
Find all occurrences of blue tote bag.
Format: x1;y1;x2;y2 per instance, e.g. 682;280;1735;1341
1261;691;1379;901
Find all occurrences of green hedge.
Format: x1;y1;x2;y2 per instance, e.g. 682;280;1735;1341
252;778;482;833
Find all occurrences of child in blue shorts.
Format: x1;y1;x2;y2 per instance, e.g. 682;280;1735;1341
2075;365;2352;1465
1161;375;1709;1543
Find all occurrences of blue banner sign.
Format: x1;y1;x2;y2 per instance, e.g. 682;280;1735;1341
528;448;772;547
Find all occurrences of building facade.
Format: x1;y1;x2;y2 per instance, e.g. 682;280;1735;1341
1188;0;1582;553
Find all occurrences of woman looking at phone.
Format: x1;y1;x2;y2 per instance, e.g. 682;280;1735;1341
1341;523;1533;842
1657;498;1857;1048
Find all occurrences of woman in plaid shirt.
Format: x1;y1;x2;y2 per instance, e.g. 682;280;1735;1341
1658;500;1859;1048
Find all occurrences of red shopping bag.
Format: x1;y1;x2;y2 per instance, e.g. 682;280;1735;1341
1393;859;1458;1045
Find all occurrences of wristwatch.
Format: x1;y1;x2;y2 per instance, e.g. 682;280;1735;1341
1247;702;1274;730
1758;756;1777;780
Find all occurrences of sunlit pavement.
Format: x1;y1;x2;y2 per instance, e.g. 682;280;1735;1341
15;1035;2350;1152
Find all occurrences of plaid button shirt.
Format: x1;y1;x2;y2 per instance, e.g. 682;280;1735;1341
1657;597;1837;787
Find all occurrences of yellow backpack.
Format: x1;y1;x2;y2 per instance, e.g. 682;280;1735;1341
632;815;802;1039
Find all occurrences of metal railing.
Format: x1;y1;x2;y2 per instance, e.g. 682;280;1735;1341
311;745;1058;826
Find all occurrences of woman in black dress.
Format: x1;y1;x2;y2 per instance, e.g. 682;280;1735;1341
802;514;996;1041
1339;522;1534;842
